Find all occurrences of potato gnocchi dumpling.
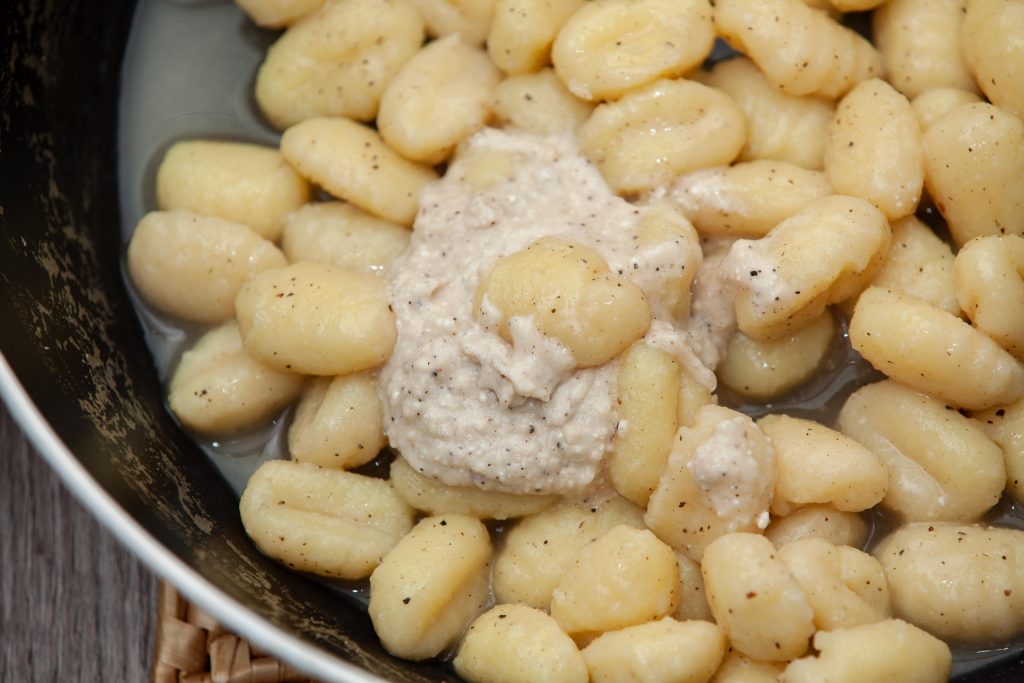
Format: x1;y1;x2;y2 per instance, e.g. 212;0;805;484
974;397;1024;504
281;202;410;275
492;69;593;136
493;495;645;610
714;0;882;99
922;102;1024;246
486;0;585;75
824;79;923;221
369;515;492;659
954;234;1024;361
838;380;1006;522
701;532;815;662
255;0;424;127
582;618;725;683
378;35;501;164
962;0;1024;121
169;321;305;435
645;404;776;561
280;116;437;226
765;505;869;549
911;87;983;132
759;414;887;515
234;261;397;376
841;215;959;318
287;373;386;469
408;0;496;46
607;342;681;506
718;312;836;400
128;210;288;324
579;78;746;194
778;536;891;631
781;619;951;683
551;525;681;639
454;604;588;683
667;161;832;238
875;524;1024;642
389;456;559;520
475;239;652;367
701;57;834;170
850;287;1024;410
724;195;891;340
551;0;714;101
873;0;978;100
156;141;310;242
239;460;415;579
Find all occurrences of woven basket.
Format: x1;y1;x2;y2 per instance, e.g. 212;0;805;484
152;582;317;683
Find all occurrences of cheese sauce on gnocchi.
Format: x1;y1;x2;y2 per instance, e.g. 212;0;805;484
120;0;1024;680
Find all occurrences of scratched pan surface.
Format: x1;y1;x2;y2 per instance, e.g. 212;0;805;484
0;1;1022;681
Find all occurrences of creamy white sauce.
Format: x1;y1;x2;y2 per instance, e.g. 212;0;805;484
720;238;793;319
687;414;775;531
683;248;739;377
380;128;715;495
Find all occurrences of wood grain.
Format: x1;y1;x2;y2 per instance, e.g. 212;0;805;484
0;402;155;680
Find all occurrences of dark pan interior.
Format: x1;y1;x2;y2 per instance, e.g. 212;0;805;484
0;1;1022;681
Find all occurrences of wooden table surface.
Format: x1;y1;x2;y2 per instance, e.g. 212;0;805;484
1;402;156;680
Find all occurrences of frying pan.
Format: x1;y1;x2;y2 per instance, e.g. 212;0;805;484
1;1;1022;681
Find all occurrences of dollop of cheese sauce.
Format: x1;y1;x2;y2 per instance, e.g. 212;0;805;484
380;129;726;495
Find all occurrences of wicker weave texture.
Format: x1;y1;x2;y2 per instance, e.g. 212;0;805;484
152;583;316;683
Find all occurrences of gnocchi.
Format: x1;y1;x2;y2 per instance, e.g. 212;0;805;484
873;0;977;100
781;619;951;683
645;404;775;561
281;202;410;275
717;313;836;400
702;57;833;170
168;321;304;435
126;0;1024;679
582;618;725;683
667;161;832;238
280;117;437;226
454;605;588;683
551;0;714;101
723;195;891;340
287;373;386;469
127;210;286;324
369;515;492;659
715;0;882;98
701;532;815;661
759;414;887;515
234;261;397;376
607;342;681;506
875;524;1024;642
156;141;310;242
579;78;746;194
493;495;645;611
837;380;1006;522
849;287;1024;410
255;0;425;127
550;525;680;638
922;102;1024;246
824;79;923;221
239;460;415;579
378;35;501;164
954;234;1024;361
475;239;652;367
